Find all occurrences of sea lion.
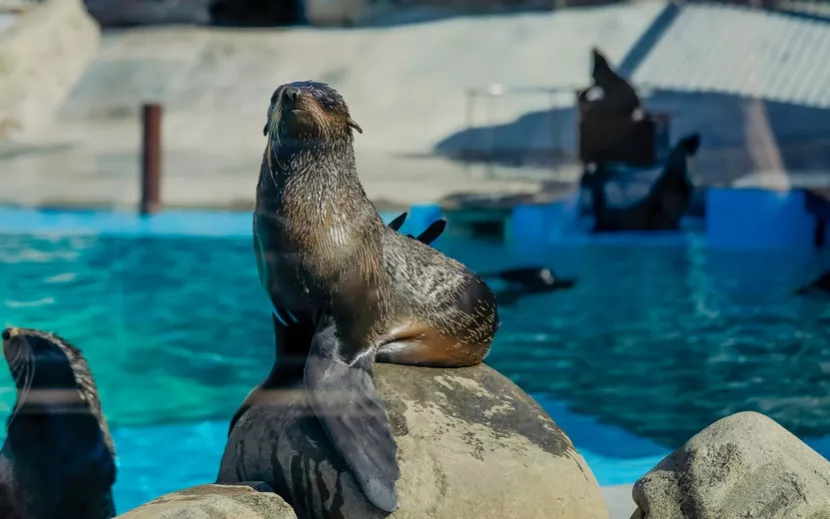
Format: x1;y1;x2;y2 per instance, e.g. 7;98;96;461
586;133;701;232
578;48;648;165
586;47;641;118
0;327;116;519
252;81;499;513
480;267;576;306
227;213;447;436
479;267;577;307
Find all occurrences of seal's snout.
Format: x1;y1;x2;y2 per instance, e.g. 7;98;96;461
2;328;12;342
284;86;302;102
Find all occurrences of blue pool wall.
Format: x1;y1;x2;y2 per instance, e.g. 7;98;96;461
705;188;821;249
0;185;825;248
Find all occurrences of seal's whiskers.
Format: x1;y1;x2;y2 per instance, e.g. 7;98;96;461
7;345;35;427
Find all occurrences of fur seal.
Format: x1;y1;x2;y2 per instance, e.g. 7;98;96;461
585;47;641;118
228;213;446;434
252;81;499;513
479;267;576;306
0;327;116;519
585;133;701;232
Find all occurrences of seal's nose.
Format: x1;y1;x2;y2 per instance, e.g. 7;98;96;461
2;328;12;342
284;87;302;102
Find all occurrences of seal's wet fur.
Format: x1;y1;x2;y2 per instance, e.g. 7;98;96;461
250;81;499;515
0;327;116;519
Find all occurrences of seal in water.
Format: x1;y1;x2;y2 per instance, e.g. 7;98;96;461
479;267;577;306
795;270;830;295
253;81;499;513
0;327;116;519
585;133;701;232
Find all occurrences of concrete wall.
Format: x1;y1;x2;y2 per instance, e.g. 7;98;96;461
0;0;100;139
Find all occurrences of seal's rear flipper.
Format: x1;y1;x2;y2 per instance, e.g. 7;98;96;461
305;325;400;513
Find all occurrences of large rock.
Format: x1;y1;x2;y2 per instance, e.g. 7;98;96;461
218;363;608;519
631;411;830;519
115;483;297;519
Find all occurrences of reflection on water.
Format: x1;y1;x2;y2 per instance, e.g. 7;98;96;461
0;232;829;451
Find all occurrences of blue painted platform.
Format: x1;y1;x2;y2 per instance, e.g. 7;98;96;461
706;188;822;249
0;206;405;238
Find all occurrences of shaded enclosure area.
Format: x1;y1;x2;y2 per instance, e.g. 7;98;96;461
434;88;830;195
434;96;579;169
209;0;303;26
84;0;305;26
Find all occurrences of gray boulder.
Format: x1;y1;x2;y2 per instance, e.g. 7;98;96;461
218;363;609;519
631;411;830;519
115;482;297;519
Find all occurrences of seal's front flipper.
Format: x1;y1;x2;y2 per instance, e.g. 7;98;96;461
305;325;400;513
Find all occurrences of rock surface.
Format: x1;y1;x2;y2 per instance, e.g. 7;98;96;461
218;363;609;519
115;483;297;519
631;411;830;519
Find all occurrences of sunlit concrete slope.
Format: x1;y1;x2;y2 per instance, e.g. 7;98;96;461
55;2;665;157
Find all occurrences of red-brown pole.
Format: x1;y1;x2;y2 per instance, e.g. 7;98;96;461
140;103;162;215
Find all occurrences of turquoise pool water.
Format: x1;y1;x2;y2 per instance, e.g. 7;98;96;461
1;208;829;512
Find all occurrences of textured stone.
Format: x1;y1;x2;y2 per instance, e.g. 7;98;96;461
218;362;608;519
631;411;830;519
116;483;297;519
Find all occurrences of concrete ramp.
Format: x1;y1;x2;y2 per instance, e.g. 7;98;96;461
5;2;668;209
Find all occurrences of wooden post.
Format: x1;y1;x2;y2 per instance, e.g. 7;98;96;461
140;103;162;215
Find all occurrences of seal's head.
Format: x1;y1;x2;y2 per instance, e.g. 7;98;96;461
2;327;85;393
667;132;701;181
263;81;362;142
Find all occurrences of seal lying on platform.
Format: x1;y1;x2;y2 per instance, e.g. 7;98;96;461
585;133;701;232
0;327;117;519
253;81;500;513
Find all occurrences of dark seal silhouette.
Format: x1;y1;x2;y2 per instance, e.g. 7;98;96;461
795;271;830;295
250;81;499;514
0;327;116;519
585;133;701;232
585;47;641;118
479;267;577;306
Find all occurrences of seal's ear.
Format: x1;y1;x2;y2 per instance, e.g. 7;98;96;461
348;117;363;134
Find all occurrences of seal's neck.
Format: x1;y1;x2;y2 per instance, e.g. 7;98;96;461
257;134;372;224
263;136;357;185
